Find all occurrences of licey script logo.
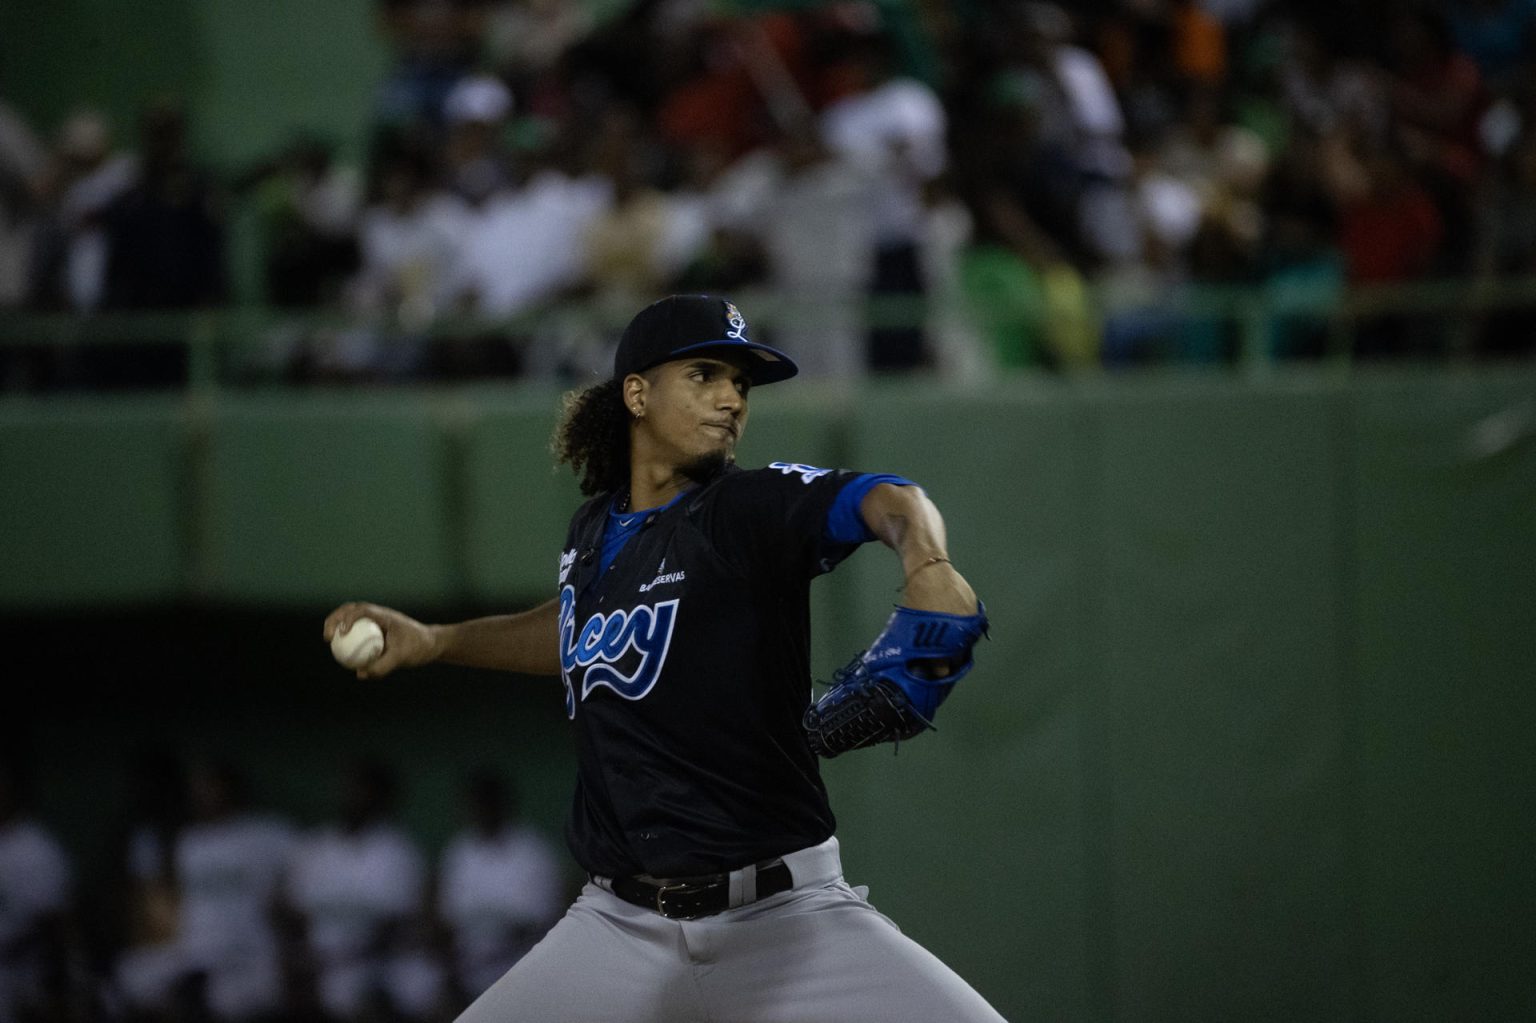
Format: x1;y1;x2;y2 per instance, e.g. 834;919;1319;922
770;461;832;484
558;585;679;718
723;301;748;341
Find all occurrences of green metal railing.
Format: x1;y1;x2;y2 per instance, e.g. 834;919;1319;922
1;274;1534;393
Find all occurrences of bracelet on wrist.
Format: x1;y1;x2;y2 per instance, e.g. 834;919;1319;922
902;555;952;585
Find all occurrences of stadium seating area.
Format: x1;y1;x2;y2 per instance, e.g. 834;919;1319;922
2;0;1534;390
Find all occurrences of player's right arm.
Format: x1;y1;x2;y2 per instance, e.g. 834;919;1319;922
323;599;561;679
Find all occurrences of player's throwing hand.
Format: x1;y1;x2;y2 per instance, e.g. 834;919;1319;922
323;602;438;680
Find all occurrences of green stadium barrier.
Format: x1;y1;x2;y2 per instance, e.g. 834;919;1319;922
1350;373;1536;1021
1089;382;1354;1021
459;392;589;602
197;394;458;605
0;398;187;606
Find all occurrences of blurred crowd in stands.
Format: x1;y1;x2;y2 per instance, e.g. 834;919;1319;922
0;751;568;1023
2;0;1536;388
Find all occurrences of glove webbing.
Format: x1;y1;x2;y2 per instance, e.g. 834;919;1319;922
806;657;935;757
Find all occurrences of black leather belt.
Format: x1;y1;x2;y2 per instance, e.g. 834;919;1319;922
605;860;794;920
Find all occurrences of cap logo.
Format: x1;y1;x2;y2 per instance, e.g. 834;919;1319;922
723;301;748;341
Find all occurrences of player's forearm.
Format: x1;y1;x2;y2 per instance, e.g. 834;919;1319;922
860;483;978;615
431;598;561;676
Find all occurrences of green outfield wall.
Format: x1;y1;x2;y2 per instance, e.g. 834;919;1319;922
0;0;388;169
5;368;1535;1021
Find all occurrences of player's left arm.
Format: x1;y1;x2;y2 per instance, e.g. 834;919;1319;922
802;481;987;756
859;483;978;617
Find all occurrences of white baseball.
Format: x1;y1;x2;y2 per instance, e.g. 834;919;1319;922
331;617;385;669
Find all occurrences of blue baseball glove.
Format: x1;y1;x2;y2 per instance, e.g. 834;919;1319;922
803;603;989;758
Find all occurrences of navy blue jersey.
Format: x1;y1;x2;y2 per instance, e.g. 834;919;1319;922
556;462;868;878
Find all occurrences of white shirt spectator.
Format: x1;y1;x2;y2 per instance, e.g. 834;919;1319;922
444;75;513;125
484;0;593;76
286;823;442;1021
438;824;564;998
0;818;70;1021
1053;45;1126;142
711;144;878;378
454;170;612;316
179;814;295;1018
820;77;946;244
354;192;469;324
116;813;296;1021
44;110;137;313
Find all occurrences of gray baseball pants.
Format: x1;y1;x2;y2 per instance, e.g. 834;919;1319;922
453;836;1006;1022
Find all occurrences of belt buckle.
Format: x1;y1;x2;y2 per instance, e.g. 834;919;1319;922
654;881;694;919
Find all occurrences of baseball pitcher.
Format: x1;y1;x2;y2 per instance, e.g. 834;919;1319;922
324;295;1001;1022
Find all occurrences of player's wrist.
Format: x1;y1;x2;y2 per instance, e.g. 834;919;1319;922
901;553;952;583
900;565;978;617
423;622;451;663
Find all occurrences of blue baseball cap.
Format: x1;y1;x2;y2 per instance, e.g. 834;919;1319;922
613;295;798;385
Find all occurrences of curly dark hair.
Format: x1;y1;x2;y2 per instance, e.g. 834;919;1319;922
552;379;630;497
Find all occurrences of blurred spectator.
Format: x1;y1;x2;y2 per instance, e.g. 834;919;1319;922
1164;89;1270;286
85;102;227;389
102;102;226;311
0;98;45;309
283;760;442;1023
442;74;517;205
1171;0;1229;88
917;176;995;381
253;139;363;309
115;748;189;975
1225;19;1291;157
1278;21;1390;144
352;145;465;326
374;0;489;134
581;105;702;309
1386;7;1491;272
1130;131;1203;272
820;24;947;369
657;13;813;163
29;109;137;315
1095;0;1178;142
114;761;296;1022
950;69;1100;369
1323;135;1445;287
1473;128;1536;357
0;97;48;390
706;122;876;378
996;3;1140;269
1322;133;1445;357
1258;153;1345;360
436;769;562;1008
482;0;593;102
313;146;464;380
452;144;610;319
536;104;706;380
1447;0;1536;91
0;757;75;1023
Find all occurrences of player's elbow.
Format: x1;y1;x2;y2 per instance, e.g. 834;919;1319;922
871;482;936;519
860;482;937;545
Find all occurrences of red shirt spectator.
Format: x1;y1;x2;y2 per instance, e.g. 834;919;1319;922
1339;161;1443;283
1389;10;1491;185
